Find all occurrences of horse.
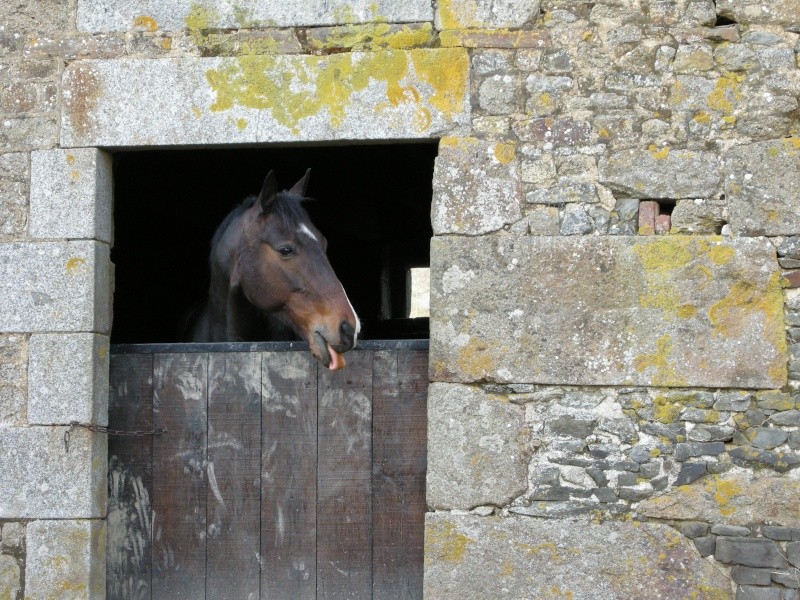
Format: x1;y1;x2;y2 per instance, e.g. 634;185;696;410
187;169;360;371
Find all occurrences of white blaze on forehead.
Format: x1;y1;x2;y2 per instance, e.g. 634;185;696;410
298;223;318;242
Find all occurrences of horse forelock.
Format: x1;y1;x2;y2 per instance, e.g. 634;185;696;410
269;191;313;237
210;191;315;260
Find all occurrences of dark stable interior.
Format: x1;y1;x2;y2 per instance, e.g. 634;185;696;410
111;143;436;344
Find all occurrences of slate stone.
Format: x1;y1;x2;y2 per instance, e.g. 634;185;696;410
629;445;653;464
711;524;751;536
78;0;434;30
761;526;793;541
726;139;800;236
729;446;800;472
617;472;638;487
770;411;800;426
749;427;788;450
779;237;800;260
593;487;619;503
788;542;800;567
715;537;787;568
548;414;596;438
688;425;735;442
618;485;654;501
675;442;725;461
674;521;709;538
427;383;528;509
772;572;800;588
675;462;707;486
61;51;470;147
736;586;781;600
693;536;716;557
731;566;773;585
599;147;721;199
715;392;753;412
430;236;786;388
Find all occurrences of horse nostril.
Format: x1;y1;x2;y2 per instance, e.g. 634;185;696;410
340;321;355;346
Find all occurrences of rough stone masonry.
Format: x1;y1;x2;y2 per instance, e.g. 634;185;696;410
1;0;799;598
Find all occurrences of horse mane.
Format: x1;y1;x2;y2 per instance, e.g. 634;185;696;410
210;191;311;261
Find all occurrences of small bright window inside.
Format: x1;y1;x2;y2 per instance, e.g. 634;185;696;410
408;267;430;319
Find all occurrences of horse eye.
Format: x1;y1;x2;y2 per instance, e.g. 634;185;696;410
277;246;295;257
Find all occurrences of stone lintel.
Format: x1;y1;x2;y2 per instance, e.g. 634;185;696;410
60;50;470;147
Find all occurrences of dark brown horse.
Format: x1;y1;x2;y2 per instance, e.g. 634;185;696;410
188;169;360;370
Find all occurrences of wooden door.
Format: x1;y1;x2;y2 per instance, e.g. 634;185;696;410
107;341;427;600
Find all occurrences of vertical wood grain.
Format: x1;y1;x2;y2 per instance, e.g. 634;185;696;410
151;353;208;600
317;351;374;600
262;352;318;600
207;352;262;600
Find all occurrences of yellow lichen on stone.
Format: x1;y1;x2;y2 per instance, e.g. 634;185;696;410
706;244;734;266
633;335;686;387
493;142;516;165
310;22;434;51
204;49;467;134
633;238;693;273
653;394;683;424
648;144;670;160
438;0;481;29
65;257;86;273
133;15;158;32
424;520;472;564
692;111;711;124
708;272;787;378
707;73;741;116
457;343;496;380
707;475;742;518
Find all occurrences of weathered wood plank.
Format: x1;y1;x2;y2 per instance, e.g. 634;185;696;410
151;353;208;600
108;353;154;600
372;350;427;600
261;351;318;600
317;351;374;600
207;353;262;600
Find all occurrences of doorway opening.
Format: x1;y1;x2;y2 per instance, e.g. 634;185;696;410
111;143;437;343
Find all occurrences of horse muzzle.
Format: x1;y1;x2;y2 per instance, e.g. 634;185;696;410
313;323;356;371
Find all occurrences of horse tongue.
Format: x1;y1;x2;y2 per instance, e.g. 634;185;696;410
327;344;346;371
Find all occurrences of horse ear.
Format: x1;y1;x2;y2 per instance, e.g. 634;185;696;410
289;168;311;197
258;170;278;213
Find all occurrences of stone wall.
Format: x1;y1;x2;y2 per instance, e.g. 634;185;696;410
1;0;798;598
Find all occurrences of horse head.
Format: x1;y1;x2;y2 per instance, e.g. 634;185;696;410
232;170;360;370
